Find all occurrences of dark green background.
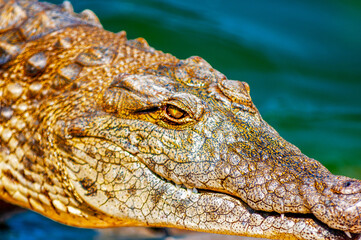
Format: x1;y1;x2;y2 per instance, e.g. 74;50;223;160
3;0;361;239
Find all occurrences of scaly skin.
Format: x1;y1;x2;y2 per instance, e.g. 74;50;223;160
0;1;360;239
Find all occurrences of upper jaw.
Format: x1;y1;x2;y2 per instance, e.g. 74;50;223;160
304;175;361;233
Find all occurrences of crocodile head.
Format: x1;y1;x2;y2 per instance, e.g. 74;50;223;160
51;54;361;239
0;1;359;239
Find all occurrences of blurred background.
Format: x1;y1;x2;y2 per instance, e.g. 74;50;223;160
2;0;361;239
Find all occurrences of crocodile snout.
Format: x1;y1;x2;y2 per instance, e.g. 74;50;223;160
331;177;361;195
306;176;361;233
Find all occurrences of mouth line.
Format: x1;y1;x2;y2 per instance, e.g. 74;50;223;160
168;181;360;239
60;135;360;240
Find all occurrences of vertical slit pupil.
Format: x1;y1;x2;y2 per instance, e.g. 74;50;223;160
166;105;185;119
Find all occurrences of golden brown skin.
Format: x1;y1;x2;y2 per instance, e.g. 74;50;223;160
0;1;361;239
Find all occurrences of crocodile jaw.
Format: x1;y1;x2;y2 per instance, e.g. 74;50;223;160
44;61;361;239
57;135;356;240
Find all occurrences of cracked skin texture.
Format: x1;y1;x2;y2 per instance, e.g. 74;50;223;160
0;1;361;240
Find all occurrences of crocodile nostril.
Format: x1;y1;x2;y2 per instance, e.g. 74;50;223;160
331;179;361;195
344;181;352;188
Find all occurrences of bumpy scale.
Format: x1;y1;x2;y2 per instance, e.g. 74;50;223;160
0;1;361;240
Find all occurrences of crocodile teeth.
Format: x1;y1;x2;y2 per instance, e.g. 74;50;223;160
345;231;351;238
186;187;198;194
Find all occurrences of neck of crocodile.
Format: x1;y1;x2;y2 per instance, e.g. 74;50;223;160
0;1;361;240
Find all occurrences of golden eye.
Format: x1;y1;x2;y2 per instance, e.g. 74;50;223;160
165;105;186;119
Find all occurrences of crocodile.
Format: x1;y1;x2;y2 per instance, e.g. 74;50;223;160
0;1;361;239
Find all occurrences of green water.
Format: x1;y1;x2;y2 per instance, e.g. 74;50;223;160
3;0;361;239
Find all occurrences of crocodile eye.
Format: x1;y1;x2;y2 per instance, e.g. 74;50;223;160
165;104;187;119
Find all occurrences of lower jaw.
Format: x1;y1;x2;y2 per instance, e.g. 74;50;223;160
165;183;360;240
